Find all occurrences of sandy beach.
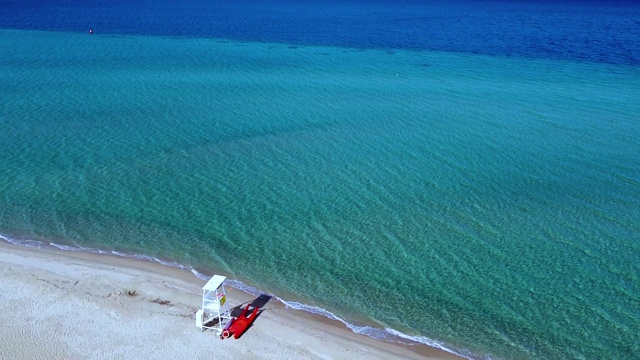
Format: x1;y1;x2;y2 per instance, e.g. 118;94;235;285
0;240;462;360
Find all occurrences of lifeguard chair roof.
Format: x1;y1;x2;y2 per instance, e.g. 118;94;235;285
203;275;226;291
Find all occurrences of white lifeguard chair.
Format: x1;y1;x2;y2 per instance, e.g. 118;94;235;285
196;275;231;336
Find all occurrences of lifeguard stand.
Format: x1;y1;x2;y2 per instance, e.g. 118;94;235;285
196;275;231;336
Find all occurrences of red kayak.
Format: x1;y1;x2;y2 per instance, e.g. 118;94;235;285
222;304;259;339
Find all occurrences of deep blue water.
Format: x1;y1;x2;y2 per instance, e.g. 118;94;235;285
2;0;640;65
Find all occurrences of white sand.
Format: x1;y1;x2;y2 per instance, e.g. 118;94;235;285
0;241;462;360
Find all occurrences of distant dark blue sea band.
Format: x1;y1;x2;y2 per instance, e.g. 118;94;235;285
1;0;639;65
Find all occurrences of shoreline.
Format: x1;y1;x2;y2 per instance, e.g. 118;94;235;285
0;239;464;360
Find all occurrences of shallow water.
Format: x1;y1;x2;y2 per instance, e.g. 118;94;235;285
1;1;640;359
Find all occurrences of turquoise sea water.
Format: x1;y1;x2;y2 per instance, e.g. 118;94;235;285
1;27;639;359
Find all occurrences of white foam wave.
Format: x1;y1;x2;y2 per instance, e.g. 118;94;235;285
386;328;480;359
224;279;263;297
276;298;474;359
1;232;475;359
1;233;45;248
188;267;210;281
50;243;83;251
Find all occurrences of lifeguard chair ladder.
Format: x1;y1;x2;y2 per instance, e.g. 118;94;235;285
196;275;231;336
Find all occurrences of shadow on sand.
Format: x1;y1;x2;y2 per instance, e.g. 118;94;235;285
227;294;272;339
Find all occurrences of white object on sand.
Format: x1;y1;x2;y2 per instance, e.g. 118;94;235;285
198;275;232;337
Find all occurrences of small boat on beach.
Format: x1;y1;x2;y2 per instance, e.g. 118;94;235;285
221;304;260;339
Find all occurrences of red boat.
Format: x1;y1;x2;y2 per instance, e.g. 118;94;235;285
221;304;259;339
